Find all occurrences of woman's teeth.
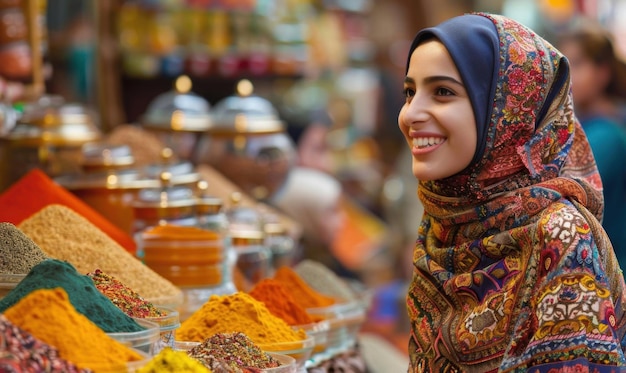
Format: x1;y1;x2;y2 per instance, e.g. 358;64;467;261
413;137;444;149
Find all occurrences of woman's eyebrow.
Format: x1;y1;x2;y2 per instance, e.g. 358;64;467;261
403;75;464;87
423;75;464;86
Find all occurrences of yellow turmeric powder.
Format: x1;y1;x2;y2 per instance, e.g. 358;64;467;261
3;287;144;372
137;347;211;373
176;292;306;344
273;266;336;308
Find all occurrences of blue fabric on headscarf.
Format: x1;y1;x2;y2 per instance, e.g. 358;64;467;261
407;14;499;165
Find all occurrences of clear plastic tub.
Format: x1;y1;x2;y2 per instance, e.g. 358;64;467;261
137;307;180;353
292;320;330;354
263;353;297;373
107;318;161;355
84;348;151;373
306;300;367;353
257;336;314;370
0;273;25;300
173;342;297;372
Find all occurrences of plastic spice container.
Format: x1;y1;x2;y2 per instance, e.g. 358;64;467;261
106;318;161;356
0;272;25;300
173;342;297;373
136;306;180;353
86;348;152;373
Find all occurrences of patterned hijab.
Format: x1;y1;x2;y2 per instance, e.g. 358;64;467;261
406;13;624;372
409;13;603;215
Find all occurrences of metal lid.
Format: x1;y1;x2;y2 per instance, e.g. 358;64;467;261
131;171;198;220
55;147;200;191
141;75;212;132
142;147;201;186
208;79;285;136
80;142;135;172
8;95;101;145
226;191;264;235
195;180;224;215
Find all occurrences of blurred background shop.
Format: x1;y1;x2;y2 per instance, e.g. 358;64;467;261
0;0;625;370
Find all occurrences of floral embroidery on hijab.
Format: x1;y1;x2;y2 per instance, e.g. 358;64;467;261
419;13;601;219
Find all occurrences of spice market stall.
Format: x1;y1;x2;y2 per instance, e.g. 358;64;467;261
0;1;379;372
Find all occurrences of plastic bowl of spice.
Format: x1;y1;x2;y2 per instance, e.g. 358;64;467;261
85;347;152;373
172;342;297;373
137;306;180;352
306;299;367;352
257;336;314;369
89;348;151;373
262;353;297;373
0;273;26;300
107;318;161;355
292;320;330;354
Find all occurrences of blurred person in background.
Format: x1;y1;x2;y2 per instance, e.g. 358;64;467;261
269;166;355;279
282;106;335;175
556;21;626;267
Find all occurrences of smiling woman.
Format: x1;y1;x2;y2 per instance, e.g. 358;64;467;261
399;39;476;181
399;12;626;373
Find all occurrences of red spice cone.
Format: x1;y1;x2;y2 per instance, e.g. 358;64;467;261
0;168;136;254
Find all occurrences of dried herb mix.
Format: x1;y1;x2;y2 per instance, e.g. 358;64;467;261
188;332;280;372
88;269;164;318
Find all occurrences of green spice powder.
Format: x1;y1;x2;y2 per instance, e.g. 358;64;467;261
0;259;145;333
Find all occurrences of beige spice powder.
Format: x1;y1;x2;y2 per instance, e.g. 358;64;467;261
18;204;182;300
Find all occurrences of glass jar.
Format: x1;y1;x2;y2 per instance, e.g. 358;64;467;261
131;171;198;233
231;230;272;291
264;221;296;270
0;95;101;191
222;191;272;291
135;224;236;321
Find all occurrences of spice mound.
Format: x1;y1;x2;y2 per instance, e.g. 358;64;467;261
248;278;314;325
0;222;48;274
188;332;280;372
88;269;163;318
273;266;336;308
3;287;143;372
176;292;306;344
17;204;182;300
0;314;92;373
294;259;357;301
137;347;211;373
0;259;144;333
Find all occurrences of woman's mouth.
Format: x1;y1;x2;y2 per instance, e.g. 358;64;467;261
412;137;445;149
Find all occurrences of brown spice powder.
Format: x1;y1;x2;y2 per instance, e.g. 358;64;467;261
18;204;181;300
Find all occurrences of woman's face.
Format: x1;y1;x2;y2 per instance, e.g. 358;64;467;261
398;39;477;181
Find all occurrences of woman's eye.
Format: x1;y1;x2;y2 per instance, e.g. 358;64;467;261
435;87;454;96
403;88;415;98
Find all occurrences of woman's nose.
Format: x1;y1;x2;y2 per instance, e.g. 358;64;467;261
402;95;430;124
